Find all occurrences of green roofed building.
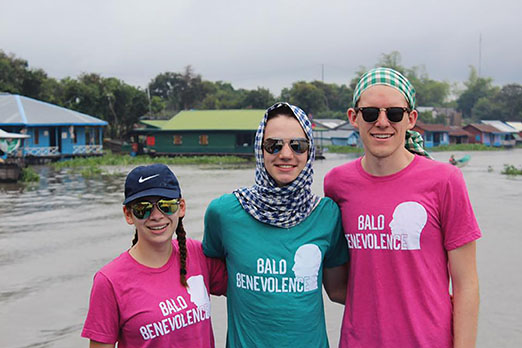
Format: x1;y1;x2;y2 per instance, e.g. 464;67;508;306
129;109;265;156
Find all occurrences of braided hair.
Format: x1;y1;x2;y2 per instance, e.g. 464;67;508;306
175;217;188;287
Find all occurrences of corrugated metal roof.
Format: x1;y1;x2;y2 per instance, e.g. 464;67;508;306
506;121;522;132
481;120;517;133
448;126;471;137
313;119;346;130
465;123;503;133
414;121;451;132
161;109;264;130
140;120;168;129
0;94;108;126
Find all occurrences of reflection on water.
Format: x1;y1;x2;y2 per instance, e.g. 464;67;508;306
0;150;521;348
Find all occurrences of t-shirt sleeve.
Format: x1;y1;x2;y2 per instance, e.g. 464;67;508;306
441;168;482;250
81;272;119;344
205;256;228;296
202;198;225;258
323;199;349;268
323;169;337;201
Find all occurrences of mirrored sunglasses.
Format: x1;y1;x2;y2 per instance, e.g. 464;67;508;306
131;198;180;220
355;107;410;123
262;138;309;155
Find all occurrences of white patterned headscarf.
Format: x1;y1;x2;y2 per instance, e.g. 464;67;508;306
233;102;320;229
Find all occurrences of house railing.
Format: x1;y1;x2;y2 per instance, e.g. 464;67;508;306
73;145;103;154
23;146;60;156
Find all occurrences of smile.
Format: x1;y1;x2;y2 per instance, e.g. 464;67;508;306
149;224;168;231
372;134;393;139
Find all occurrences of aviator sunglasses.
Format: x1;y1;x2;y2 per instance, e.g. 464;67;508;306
355;107;410;123
262;138;310;155
131;199;180;219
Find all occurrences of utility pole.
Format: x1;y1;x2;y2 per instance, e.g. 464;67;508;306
146;88;152;115
478;33;482;77
321;64;324;83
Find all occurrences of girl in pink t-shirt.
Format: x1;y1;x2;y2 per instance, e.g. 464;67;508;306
82;164;227;348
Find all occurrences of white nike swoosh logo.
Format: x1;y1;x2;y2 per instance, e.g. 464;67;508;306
138;174;159;183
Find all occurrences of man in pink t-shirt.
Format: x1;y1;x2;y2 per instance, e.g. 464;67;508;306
324;67;481;348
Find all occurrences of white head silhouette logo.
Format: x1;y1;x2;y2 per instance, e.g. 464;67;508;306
389;201;428;250
187;275;210;312
292;244;322;291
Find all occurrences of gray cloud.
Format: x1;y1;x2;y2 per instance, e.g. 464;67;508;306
1;0;520;94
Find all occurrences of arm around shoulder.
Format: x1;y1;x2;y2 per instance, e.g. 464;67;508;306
323;262;348;304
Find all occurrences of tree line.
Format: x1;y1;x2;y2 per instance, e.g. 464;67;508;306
1;50;521;139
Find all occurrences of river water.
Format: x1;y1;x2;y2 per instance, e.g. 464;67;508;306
1;149;521;348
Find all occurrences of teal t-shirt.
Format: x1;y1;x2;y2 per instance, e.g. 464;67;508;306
203;194;348;348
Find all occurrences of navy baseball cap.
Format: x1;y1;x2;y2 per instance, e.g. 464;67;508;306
123;164;181;205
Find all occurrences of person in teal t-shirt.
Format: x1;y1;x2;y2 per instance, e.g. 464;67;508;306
203;102;349;348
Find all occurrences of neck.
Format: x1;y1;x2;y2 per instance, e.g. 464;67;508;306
129;240;173;268
361;148;415;176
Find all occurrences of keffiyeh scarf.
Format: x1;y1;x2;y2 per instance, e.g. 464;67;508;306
233;102;320;229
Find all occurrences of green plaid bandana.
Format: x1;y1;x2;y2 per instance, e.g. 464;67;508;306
406;130;432;159
352;67;431;158
353;67;416;109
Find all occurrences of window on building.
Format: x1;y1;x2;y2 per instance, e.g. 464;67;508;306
173;135;183;145
199;135;209;145
34;129;39;145
236;133;253;147
146;136;156;146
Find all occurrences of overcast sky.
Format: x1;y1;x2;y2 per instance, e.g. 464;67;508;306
1;0;521;94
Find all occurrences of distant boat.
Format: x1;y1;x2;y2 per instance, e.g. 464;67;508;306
449;154;471;168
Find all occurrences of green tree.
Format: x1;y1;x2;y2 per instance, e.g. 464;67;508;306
0;50;51;100
148;66;208;111
199;81;245;109
457;66;498;120
242;87;275;109
497;84;522;121
472;96;503;121
60;73;148;138
311;81;353;112
281;81;327;115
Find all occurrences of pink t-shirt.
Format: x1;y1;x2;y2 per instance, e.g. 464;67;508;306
324;155;481;348
82;239;227;348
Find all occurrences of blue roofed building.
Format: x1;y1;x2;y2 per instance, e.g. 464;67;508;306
0;94;108;160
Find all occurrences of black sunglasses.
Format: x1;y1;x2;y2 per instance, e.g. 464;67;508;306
355;107;410;123
131;199;180;219
262;138;309;155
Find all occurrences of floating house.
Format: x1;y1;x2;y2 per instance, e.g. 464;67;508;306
463;123;504;146
0;94;108;160
506;121;522;144
130;110;265;156
312;119;360;146
448;126;471;144
412;121;451;147
480;120;517;147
